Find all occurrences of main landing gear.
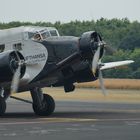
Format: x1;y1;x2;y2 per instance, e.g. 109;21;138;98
30;87;55;116
0;88;7;116
0;97;6;116
0;87;55;116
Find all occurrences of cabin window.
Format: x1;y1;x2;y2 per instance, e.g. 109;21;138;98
13;43;22;51
0;44;5;53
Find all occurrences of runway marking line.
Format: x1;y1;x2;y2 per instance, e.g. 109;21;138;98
38;118;98;122
0;118;140;126
0;118;97;126
90;109;140;113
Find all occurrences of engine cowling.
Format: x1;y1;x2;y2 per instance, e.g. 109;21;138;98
79;31;103;59
0;51;26;83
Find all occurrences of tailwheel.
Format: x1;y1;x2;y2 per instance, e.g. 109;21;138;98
0;97;6;116
32;94;55;116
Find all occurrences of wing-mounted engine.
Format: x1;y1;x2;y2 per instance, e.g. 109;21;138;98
0;51;26;83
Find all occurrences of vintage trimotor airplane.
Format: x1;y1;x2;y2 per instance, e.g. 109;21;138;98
0;26;134;116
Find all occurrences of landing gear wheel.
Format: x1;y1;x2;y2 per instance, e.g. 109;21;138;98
0;97;6;116
32;94;55;116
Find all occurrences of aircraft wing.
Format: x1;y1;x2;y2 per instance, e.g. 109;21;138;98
100;60;134;70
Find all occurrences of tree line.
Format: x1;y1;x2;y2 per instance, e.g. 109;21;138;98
0;18;140;79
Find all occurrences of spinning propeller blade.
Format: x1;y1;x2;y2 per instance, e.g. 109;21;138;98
10;51;25;94
92;46;100;74
98;69;107;96
11;64;21;94
104;45;116;55
91;37;107;95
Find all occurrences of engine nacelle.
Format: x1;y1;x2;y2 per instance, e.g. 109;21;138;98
79;31;99;50
79;31;102;59
0;51;25;83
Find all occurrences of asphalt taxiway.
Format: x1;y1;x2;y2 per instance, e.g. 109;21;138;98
0;99;140;140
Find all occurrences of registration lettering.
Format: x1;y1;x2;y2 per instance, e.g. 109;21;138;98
25;53;47;64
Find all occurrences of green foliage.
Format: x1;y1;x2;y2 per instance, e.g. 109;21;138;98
0;18;140;79
119;21;140;50
130;49;140;71
132;68;140;79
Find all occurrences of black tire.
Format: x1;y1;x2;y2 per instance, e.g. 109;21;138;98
32;94;55;116
0;97;6;116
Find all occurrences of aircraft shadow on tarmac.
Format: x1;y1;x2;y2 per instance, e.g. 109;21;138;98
1;111;137;119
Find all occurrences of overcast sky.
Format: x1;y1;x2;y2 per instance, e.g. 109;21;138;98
0;0;140;23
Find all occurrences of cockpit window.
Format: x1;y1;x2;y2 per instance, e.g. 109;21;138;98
27;28;59;41
29;30;51;41
50;30;58;36
33;33;42;41
41;31;50;39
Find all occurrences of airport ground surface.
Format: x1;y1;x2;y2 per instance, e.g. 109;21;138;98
0;88;140;140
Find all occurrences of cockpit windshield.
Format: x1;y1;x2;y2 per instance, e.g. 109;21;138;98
41;31;50;39
28;28;59;41
29;30;50;41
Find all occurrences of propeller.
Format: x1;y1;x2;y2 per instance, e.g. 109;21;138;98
91;36;107;96
104;44;117;55
11;63;21;94
98;68;107;96
92;44;101;75
10;51;25;94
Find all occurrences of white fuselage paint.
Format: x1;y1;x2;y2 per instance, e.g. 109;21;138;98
4;40;48;85
20;40;48;84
